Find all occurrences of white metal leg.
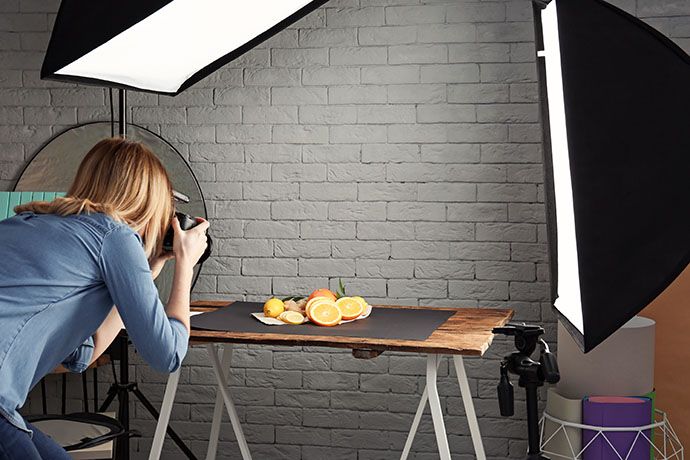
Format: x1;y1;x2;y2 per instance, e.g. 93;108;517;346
205;344;233;460
453;355;486;460
148;368;181;460
400;354;486;460
206;343;252;460
400;385;428;460
400;357;443;460
426;354;451;460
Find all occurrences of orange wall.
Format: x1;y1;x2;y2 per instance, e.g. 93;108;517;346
642;266;690;446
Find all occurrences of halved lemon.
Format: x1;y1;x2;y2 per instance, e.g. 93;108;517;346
335;296;365;320
278;311;305;325
309;301;342;327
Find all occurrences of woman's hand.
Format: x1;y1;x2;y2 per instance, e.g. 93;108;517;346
172;216;210;270
166;217;209;334
150;251;175;280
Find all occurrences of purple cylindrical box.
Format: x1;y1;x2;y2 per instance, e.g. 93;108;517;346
582;396;652;460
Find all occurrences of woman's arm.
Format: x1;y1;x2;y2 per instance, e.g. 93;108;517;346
81;251;176;367
88;306;124;365
97;220;208;373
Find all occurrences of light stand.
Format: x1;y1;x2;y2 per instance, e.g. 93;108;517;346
97;89;197;460
493;323;560;460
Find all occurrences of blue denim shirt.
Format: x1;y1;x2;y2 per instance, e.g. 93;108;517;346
0;211;189;432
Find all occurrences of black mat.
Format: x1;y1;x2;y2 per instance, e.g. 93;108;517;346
191;302;454;342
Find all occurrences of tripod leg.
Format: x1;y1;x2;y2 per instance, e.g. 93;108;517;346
117;336;130;460
453;356;486;460
525;384;542;457
426;354;451;460
207;343;252;460
99;387;117;413
206;344;233;460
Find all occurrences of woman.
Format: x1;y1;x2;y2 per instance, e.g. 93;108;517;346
0;138;209;459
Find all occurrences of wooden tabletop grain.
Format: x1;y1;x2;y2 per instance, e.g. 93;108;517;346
189;301;513;356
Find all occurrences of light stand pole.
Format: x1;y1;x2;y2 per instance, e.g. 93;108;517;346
118;89;127;138
99;88;197;460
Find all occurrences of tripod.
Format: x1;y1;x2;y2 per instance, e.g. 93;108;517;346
493;323;560;460
99;333;197;460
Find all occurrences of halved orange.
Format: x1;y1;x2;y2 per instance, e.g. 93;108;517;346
335;297;365;320
308;301;342;327
350;296;368;310
306;297;333;317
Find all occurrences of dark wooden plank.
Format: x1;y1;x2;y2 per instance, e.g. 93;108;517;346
190;301;513;356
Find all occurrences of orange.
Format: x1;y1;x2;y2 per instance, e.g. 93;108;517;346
307;288;337;302
351;296;368;310
306;296;333;317
335;297;365;320
309;301;342;327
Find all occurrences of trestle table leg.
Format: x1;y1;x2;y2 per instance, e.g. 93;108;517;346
148;368;181;460
206;343;252;460
205;344;233;460
453;355;486;460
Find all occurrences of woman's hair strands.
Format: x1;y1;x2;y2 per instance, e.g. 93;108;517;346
15;138;174;259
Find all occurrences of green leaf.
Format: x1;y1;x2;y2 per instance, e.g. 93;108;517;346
336;278;346;299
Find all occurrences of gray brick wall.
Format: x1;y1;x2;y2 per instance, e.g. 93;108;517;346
1;0;689;458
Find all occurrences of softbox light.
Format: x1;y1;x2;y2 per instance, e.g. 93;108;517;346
41;0;328;95
533;0;690;352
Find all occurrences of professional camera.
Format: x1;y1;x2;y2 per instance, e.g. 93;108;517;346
162;212;212;265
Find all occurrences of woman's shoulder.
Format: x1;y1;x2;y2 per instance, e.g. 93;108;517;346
72;212;137;239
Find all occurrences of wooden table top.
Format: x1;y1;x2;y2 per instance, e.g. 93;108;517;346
189;301;513;357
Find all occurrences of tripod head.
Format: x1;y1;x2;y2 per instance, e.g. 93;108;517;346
493;323;546;355
492;322;560;460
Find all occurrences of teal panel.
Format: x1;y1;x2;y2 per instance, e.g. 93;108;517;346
20;191;33;205
0;192;9;220
7;193;21;217
0;192;66;220
56;192;66;197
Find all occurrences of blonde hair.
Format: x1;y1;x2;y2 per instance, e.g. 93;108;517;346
15;137;173;259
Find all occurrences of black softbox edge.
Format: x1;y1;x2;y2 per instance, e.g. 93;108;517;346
531;0;690;352
41;0;332;96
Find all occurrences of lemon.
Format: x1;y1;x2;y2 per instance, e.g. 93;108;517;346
263;298;285;318
278;311;305;325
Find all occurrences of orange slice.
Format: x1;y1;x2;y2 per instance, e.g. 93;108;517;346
309;301;342;327
335;297;365;320
306;297;333;317
350;296;368;310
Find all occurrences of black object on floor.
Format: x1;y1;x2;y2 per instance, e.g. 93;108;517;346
26;413;129;452
191;301;454;341
99;334;197;460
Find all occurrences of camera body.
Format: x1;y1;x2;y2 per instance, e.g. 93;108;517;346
162;212;212;265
